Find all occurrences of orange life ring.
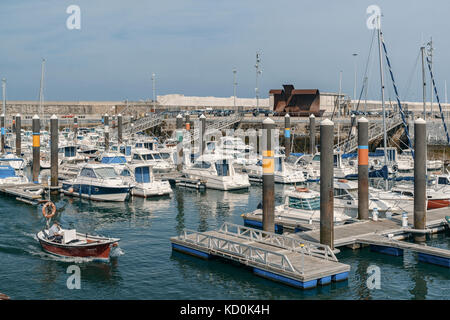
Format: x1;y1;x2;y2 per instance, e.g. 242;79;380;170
42;201;56;219
296;187;309;192
338;179;348;183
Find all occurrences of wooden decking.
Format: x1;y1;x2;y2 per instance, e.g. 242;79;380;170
292;207;450;247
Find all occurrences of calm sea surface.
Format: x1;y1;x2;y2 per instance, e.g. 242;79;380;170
0;183;448;300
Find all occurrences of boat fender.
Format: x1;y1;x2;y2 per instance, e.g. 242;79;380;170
42;201;57;219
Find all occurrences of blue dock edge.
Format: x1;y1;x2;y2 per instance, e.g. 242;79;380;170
370;244;404;256
243;219;283;234
253;268;348;289
418;253;450;268
172;243;211;259
172;242;349;290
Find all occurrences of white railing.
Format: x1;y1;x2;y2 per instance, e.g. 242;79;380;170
334;115;404;153
218;222;337;262
178;228;302;275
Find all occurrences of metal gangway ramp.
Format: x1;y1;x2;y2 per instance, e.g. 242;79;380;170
184;114;243;145
334;115;404;153
171;222;350;289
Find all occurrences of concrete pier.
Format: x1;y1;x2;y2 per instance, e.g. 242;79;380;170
320;119;334;249
73;116;78;142
414;118;427;243
176;114;184;172
0;114;5;154
185;114;191;131
309;114;316;154
118;113;123;144
104;113;110;152
15;114;21;156
284;113;291;158
50;115;58;187
32;115;40;183
262;118;275;233
199;114;206;155
358;117;369;220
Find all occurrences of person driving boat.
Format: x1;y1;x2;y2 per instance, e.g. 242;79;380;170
48;221;63;242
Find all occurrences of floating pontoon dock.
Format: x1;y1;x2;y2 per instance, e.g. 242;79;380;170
171;222;350;289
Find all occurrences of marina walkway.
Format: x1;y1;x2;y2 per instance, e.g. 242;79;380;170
171;222;350;289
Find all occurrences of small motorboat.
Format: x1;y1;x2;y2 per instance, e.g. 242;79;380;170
37;229;120;261
37;202;120;261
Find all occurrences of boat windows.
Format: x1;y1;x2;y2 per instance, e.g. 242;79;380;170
144;142;154;150
121;169;131;176
135;166;151;183
152;153;162;160
438;177;449;185
80;168;97;178
192;161;211;169
160;153;170;160
95;167;119;179
215;160;230;176
102;156;127;164
288;196;320;210
141;153;154;161
275;157;282;172
312;154;320;161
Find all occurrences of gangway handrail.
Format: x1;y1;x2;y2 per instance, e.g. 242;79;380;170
218;222;338;262
178;228;302;275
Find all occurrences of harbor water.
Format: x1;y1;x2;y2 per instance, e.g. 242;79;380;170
0;183;448;300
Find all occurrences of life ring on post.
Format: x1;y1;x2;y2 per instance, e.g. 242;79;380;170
42;201;57;219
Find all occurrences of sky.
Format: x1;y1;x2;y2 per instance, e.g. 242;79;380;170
0;0;449;102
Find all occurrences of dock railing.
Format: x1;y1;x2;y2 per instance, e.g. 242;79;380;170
218;222;338;262
178;228;302;275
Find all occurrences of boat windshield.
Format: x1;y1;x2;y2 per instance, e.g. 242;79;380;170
285;156;298;164
288;196;320;210
95;167;119;179
160;153;170;160
141;153;154;160
152;153;162;160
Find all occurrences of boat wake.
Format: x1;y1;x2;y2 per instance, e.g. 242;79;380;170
110;247;125;257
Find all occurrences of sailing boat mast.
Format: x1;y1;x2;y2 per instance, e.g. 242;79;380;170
39;58;45;124
421;46;427;120
376;15;388;191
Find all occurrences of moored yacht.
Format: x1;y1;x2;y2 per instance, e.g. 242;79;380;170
62;163;131;201
183;154;250;191
119;163;172;197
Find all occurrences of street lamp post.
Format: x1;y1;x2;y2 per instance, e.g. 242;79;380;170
152;72;156;113
233;68;237;110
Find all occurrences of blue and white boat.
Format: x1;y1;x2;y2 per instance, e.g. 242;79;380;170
62;163;131;202
0;164;28;185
